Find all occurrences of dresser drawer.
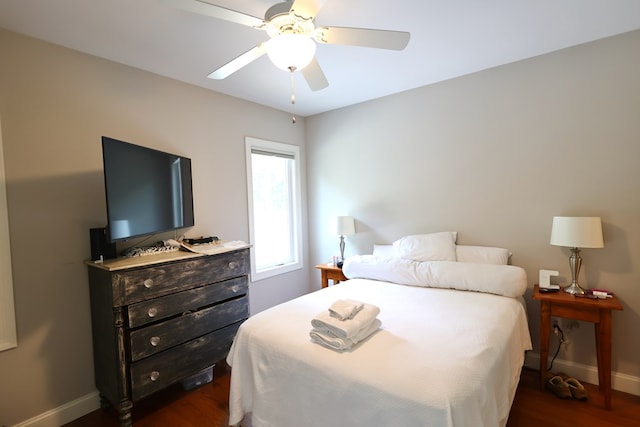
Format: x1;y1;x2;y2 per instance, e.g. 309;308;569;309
130;321;242;401
129;295;248;361
120;249;249;304
128;276;248;328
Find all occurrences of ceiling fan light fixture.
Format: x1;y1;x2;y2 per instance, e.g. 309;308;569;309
266;34;316;71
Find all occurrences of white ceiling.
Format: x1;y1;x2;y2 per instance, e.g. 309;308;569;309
1;0;639;117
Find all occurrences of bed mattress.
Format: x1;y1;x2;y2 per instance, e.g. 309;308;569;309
227;278;531;427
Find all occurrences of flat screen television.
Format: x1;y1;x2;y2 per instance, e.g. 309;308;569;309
101;136;194;242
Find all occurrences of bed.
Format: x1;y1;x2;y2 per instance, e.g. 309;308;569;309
226;234;532;427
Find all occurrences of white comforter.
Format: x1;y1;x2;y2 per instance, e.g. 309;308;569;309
227;279;532;427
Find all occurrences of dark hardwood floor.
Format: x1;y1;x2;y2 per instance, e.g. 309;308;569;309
508;368;640;427
65;365;640;427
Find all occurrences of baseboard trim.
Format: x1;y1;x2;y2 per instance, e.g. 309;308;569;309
525;352;640;396
11;391;100;427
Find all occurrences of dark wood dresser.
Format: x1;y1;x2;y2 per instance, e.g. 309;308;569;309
86;247;250;426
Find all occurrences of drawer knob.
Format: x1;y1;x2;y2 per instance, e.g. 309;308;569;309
147;307;158;318
143;279;154;289
229;262;238;269
150;336;161;347
150;371;160;381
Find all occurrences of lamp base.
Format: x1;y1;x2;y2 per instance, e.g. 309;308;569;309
564;247;586;295
563;282;586;295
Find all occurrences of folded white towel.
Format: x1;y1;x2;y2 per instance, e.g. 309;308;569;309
310;318;382;351
328;299;364;320
311;303;381;339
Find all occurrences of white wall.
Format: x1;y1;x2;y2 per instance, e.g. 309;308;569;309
306;30;640;391
0;113;18;352
0;29;312;426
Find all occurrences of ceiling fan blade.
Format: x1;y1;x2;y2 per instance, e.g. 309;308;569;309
207;44;267;79
316;26;410;51
290;0;327;21
301;57;329;91
164;0;264;28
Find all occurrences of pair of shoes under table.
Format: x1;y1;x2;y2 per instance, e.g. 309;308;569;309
546;374;588;401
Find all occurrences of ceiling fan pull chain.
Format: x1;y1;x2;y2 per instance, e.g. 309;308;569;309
289;66;297;124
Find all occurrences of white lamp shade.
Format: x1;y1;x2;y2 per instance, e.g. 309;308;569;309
266;34;316;71
550;216;604;248
333;216;355;236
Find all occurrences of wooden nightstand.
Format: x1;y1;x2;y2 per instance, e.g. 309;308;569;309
532;284;623;409
315;264;347;288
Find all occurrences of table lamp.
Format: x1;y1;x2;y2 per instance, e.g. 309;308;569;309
333;216;355;266
550;216;604;295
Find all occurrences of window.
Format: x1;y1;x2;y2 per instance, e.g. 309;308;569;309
245;137;303;281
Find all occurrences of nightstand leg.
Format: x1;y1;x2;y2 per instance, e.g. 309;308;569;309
321;270;329;288
539;301;551;389
596;311;613;409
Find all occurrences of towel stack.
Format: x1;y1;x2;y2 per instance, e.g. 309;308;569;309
310;299;381;352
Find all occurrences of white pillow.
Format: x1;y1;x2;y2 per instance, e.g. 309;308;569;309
393;232;457;262
372;244;395;258
343;255;527;298
456;245;511;265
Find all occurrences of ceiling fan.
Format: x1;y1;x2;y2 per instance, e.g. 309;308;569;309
165;0;411;91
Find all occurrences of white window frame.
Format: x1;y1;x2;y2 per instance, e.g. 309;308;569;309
245;137;303;281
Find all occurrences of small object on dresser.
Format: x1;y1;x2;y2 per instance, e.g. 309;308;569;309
591;289;613;298
122;243;180;258
575;292;598;299
184;236;219;245
180;365;214;390
539;269;560;289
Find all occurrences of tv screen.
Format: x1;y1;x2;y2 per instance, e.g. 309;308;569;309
101;136;194;242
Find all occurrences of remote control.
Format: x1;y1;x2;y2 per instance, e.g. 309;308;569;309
184;236;219;245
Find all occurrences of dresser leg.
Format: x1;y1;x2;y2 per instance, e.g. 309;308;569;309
114;307;133;426
117;398;133;427
99;393;111;410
